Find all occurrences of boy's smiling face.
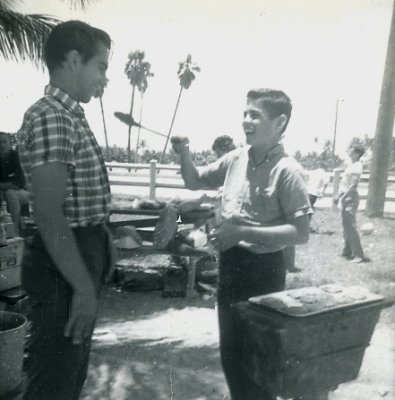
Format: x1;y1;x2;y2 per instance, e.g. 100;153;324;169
242;98;285;154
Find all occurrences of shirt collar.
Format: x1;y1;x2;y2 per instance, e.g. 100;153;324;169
45;85;85;117
248;144;285;167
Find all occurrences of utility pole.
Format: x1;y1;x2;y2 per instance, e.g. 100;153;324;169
332;99;342;169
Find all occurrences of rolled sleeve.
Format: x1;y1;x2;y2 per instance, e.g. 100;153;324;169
279;168;312;221
29;111;76;168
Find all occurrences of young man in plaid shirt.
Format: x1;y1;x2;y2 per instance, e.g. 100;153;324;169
17;21;113;400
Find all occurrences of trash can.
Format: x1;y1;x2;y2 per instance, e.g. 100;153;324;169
0;311;27;398
233;284;393;399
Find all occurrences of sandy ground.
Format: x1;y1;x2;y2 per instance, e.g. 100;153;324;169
80;283;395;400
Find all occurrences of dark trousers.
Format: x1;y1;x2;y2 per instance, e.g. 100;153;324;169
21;225;110;400
217;247;286;400
341;191;364;258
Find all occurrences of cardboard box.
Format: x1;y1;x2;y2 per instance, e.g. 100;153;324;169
3;222;16;239
0;238;24;291
0;266;21;291
0;237;24;270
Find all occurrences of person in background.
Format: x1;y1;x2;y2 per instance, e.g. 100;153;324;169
0;131;30;233
172;88;312;400
284;163;329;271
17;21;113;400
212;134;236;159
306;163;330;232
334;144;367;263
307;163;330;210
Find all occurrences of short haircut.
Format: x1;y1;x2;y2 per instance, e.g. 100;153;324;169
246;88;292;134
212;135;236;154
44;20;112;72
350;144;365;158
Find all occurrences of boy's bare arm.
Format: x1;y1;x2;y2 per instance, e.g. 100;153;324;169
171;136;203;190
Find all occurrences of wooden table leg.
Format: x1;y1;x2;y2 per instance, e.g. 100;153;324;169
186;256;197;298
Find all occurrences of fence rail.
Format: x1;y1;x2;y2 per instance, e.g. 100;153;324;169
106;161;395;203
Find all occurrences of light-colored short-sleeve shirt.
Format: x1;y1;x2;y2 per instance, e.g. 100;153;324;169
198;144;312;253
340;161;363;193
307;168;330;197
17;85;111;227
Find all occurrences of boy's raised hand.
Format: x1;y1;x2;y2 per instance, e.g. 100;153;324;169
171;136;190;155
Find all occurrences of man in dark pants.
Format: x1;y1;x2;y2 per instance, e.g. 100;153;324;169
172;89;312;400
17;21;113;400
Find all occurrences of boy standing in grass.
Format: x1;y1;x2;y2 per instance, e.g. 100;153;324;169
17;21;113;400
172;88;312;400
335;144;367;263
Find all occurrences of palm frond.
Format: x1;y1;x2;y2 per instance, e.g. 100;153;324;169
114;111;139;127
177;54;200;89
0;0;23;11
64;0;97;10
0;10;58;67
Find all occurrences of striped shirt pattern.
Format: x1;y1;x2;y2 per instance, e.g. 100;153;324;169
17;85;111;227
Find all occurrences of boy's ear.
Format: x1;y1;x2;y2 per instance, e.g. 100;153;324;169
64;49;82;70
276;114;287;132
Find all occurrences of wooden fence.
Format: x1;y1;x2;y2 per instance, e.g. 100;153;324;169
106;161;395;204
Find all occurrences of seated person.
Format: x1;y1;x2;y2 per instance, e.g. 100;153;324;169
0;132;29;232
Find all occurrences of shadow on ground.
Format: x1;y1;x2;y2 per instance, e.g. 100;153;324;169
81;287;228;400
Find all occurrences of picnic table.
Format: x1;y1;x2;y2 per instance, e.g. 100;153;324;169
108;205;216;298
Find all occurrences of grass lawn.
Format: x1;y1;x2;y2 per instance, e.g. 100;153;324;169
289;207;395;326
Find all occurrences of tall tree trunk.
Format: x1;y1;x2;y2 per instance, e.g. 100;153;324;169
160;86;183;164
99;97;110;161
366;1;395;217
127;85;136;163
135;93;144;162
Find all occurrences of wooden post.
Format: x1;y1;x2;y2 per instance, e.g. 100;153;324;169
149;159;157;200
186;257;197;298
332;168;342;210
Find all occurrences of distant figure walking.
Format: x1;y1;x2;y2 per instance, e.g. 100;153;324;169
335;144;367;263
307;165;330;209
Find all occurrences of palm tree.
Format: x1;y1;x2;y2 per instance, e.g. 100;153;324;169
135;62;153;162
0;1;96;67
160;54;200;164
93;79;110;161
124;50;153;163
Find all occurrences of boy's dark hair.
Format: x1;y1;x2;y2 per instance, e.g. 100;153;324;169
44;20;111;72
212;135;236;156
246;88;292;134
350;144;365;158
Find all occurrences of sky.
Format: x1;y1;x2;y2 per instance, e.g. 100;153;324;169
0;0;393;158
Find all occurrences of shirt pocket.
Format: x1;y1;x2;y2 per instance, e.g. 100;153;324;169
246;185;280;223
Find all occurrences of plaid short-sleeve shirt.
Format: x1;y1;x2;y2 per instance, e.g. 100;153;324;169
17;85;111;227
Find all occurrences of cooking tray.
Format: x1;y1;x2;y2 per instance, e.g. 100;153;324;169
248;284;385;318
